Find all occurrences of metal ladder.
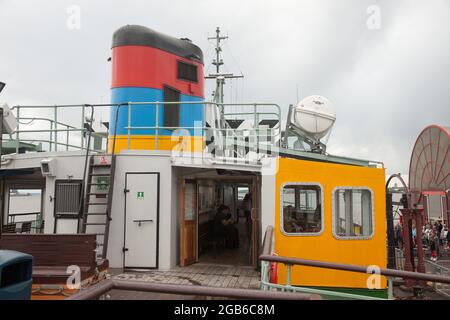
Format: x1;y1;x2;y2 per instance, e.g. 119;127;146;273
81;154;116;259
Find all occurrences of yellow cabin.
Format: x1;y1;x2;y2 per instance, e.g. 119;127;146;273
274;157;387;298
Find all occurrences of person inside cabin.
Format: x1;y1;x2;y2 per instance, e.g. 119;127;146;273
242;191;253;239
310;205;322;232
242;192;252;222
283;205;303;233
214;205;239;249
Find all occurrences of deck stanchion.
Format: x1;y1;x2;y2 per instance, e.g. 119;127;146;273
127;102;131;150
66;124;69;150
49;121;53;152
54;106;58;151
400;208;414;288
414;208;426;286
286;264;292;291
81;104;85;149
388;277;394;299
15;107;20;153
155;101;159;150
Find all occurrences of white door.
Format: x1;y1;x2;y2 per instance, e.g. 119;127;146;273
124;173;159;268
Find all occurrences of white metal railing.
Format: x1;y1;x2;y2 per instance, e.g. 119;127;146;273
120;101;281;155
260;226;393;300
425;260;450;297
7;104;109;153
5;102;282;162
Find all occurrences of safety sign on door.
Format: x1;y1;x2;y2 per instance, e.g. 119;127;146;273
137;191;144;199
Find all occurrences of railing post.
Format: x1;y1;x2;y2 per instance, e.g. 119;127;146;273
54;106;58;151
81;104;85;149
400;208;414;288
277;104;281;147
413;208;426;287
286;264;292;291
49;121;53;151
66;124;69;150
260;261;268;291
254;104;259;154
386;193;397;269
127;102;131;150
155;101;159;150
15;107;20;153
387;277;394;299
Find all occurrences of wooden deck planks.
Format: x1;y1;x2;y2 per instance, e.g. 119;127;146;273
109;264;260;290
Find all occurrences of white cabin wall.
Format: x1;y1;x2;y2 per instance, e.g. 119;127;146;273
44;155;86;233
107;152;174;269
260;172;276;244
0;152;87;234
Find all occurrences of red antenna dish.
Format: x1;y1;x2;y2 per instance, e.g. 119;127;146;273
408;125;450;205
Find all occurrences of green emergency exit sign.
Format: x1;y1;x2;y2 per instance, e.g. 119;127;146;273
137;191;144;199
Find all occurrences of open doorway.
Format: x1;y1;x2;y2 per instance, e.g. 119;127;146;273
423;191;447;225
5;188;44;233
179;176;259;268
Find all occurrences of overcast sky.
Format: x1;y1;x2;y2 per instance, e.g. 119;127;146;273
0;0;449;176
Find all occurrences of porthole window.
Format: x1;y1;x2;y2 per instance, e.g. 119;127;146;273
333;187;374;239
281;183;323;235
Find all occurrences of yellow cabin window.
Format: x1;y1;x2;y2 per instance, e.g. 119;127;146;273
333;188;374;239
281;183;323;235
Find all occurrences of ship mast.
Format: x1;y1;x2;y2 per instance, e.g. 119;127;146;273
205;27;243;105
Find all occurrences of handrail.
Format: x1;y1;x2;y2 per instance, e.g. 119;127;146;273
18;117;78;129
2;138;104;153
261;225;274;256
425;260;450;297
260;254;450;285
6;101;381;168
7;211;41;217
66;279;320;300
259;226;450;285
8;102;281;156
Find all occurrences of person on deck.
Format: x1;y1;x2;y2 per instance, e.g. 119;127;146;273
214;205;239;249
429;228;438;261
446;227;450;251
394;223;402;248
424;224;431;248
436;220;443;246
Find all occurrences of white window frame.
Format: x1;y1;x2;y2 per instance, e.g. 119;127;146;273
332;186;375;240
280;182;324;237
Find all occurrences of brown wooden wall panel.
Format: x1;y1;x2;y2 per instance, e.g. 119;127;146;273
0;234;96;268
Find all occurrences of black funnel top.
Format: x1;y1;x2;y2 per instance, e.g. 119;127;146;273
112;25;203;64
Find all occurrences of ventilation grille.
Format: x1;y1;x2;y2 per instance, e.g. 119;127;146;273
54;180;82;217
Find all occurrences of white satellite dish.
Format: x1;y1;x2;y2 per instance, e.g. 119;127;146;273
293;95;336;140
